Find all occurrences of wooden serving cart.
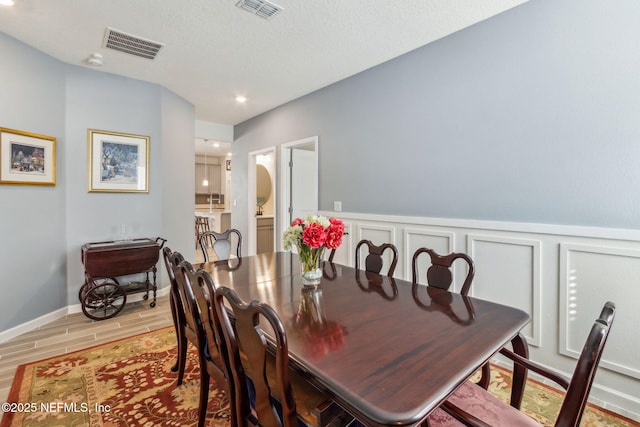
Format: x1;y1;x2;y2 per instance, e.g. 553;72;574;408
79;237;166;320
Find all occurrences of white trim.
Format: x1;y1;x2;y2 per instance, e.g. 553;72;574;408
323;211;640;242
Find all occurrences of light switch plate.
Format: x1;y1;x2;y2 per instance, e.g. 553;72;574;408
333;201;342;212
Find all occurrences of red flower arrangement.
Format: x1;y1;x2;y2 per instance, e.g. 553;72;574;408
283;215;345;286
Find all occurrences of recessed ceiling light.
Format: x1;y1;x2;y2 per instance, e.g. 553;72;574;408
0;0;15;6
235;96;247;104
213;143;220;148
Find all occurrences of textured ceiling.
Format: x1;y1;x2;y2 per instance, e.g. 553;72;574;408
1;0;529;130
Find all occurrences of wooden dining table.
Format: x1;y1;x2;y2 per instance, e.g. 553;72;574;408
197;252;530;427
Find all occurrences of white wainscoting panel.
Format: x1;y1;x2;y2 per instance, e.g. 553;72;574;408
468;234;541;347
560;243;640;380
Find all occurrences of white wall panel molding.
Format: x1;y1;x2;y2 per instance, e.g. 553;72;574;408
323;211;640;242
467;234;541;347
356;223;397;244
559;243;640;380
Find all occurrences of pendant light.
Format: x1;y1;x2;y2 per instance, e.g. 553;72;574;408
202;139;209;187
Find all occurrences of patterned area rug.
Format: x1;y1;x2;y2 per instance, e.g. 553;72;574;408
1;327;637;426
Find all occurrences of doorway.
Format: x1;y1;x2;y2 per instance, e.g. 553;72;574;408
248;147;276;256
280;136;318;248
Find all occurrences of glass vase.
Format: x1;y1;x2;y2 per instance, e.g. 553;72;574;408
300;248;324;287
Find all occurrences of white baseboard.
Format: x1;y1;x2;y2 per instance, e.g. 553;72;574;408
0;286;170;344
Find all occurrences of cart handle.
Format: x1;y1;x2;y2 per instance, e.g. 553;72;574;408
155;237;167;249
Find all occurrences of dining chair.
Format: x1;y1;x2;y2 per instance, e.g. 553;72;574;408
195;216;210;248
186;266;234;427
199;228;242;261
411;248;489;388
213;286;354;427
161;247;187;379
172;252;230;427
411;248;474;295
427;301;616;427
355;239;398;276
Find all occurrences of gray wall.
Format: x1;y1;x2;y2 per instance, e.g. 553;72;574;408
233;0;640;242
0;34;67;329
0;33;195;332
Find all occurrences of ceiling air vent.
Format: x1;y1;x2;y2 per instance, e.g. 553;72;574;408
103;28;164;60
236;0;282;20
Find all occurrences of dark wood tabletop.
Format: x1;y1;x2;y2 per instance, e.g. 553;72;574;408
197;252;530;427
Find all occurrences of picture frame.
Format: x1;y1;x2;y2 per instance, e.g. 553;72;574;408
0;127;56;186
226;159;231;171
88;129;149;193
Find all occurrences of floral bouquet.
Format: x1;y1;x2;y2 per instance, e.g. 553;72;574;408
283;215;345;286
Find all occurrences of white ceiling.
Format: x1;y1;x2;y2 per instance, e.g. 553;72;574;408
0;0;529;126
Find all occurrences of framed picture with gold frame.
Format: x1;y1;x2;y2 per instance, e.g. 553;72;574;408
88;129;149;193
0;127;56;186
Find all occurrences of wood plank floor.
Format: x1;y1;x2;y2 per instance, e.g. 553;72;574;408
0;247;216;403
0;293;174;403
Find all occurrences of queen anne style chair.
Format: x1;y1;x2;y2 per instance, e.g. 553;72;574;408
355;239;398;276
213;286;354;427
186;266;234;427
167;255;231;427
411;247;491;387
161;247;187;378
428;301;616;427
199;228;242;261
411;248;475;295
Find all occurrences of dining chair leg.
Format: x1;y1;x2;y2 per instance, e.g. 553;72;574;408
508;333;529;409
169;293;180;373
176;333;188;386
477;363;491;389
198;368;210;427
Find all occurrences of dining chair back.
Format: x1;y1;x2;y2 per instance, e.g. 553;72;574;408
411;248;475;296
213;286;352;427
161;247;188;383
411;247;489;388
428;301;616;427
187;267;233;427
355;239;398;276
199;228;242;261
195;216;210;248
214;285;298;427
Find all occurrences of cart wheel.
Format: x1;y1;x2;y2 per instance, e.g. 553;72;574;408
150;302;156;308
78;283;88;302
80;278;120;309
81;280;127;320
143;294;149;300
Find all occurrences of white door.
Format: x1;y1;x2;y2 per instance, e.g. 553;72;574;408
290;148;317;223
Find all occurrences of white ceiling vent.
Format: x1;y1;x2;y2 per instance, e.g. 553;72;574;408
236;0;282;20
103;28;164;60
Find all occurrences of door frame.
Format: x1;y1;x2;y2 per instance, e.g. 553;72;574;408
279;136;318;251
248;146;276;256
